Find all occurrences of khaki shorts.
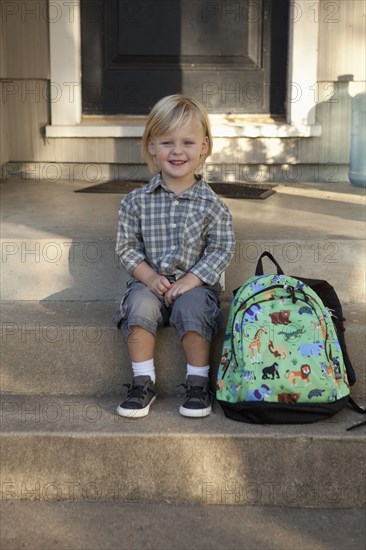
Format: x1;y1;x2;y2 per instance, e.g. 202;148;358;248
114;279;223;342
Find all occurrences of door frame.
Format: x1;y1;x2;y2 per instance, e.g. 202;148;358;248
46;0;321;138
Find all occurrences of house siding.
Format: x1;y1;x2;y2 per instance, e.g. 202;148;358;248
317;0;365;82
1;0;365;179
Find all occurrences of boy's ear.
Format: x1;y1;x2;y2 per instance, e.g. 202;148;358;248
201;136;209;155
147;137;156;155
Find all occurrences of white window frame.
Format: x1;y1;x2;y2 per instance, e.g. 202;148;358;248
46;0;321;138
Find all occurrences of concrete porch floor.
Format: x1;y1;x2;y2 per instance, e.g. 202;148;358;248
1;177;365;241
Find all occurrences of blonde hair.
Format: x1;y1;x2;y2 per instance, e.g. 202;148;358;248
141;94;213;172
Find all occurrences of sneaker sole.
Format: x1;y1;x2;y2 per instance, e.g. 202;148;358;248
116;396;157;418
179;404;212;418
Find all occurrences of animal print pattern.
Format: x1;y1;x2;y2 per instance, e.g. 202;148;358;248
216;274;350;406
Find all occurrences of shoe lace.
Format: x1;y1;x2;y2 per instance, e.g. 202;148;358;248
177;383;212;404
123;383;147;399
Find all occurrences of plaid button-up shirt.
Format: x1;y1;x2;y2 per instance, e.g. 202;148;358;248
115;174;235;286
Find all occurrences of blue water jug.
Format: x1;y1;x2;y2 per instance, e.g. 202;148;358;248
349;93;366;187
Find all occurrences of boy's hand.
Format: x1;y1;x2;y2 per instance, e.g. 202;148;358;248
164;273;203;307
132;262;172;296
147;273;172;296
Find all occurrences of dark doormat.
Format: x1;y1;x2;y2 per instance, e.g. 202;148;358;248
75;180;276;199
210;183;275;199
75;181;146;194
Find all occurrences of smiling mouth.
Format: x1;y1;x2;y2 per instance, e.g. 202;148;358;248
169;160;187;165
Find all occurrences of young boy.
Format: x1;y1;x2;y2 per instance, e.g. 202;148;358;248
114;94;235;418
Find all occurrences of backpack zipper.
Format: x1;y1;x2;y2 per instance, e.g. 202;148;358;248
228;293;334;380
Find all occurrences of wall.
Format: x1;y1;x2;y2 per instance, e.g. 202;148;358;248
317;0;365;82
1;0;365;179
299;0;366;167
0;13;9;167
0;84;10;168
0;0;50;167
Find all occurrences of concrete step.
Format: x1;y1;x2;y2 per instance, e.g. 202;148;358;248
1;301;365;399
1;237;126;302
1;236;365;303
0;299;219;397
1;177;365;303
1;500;366;550
1;394;365;508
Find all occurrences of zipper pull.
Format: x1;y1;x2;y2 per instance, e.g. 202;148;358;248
326;307;338;319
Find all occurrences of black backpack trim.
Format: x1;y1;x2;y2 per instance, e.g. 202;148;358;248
297;277;356;386
217;396;351;424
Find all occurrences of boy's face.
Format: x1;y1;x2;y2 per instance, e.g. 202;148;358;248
147;116;209;188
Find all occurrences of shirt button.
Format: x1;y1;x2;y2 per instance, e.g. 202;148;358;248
172;223;177;228
172;200;179;206
171;246;176;250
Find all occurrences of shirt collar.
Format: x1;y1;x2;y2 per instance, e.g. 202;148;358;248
145;173;165;193
145;173;216;202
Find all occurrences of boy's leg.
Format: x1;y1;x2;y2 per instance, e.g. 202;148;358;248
127;326;156;383
170;285;223;417
116;281;168;418
127;325;155;362
180;330;212;418
170;284;222;347
181;331;210;367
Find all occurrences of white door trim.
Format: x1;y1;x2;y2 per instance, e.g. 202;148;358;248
46;0;321;137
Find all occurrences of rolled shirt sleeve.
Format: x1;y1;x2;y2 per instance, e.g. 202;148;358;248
115;192;146;274
189;203;235;285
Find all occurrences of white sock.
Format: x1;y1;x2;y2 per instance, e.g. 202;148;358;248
186;364;210;378
132;359;156;383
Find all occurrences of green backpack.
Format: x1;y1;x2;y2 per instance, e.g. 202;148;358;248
216;252;357;424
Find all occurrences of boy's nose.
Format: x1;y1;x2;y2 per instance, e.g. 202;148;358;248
172;143;183;154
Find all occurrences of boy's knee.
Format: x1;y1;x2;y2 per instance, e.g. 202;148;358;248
170;286;222;339
174;286;218;315
177;290;203;310
125;284;159;316
128;297;161;319
118;282;166;333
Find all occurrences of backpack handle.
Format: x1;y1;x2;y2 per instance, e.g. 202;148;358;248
255;252;284;276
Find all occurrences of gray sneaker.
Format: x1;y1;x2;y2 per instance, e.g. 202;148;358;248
179;375;212;418
117;376;157;418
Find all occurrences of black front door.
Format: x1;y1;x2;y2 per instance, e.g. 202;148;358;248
81;0;288;115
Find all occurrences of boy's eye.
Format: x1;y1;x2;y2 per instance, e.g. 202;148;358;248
159;139;195;146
